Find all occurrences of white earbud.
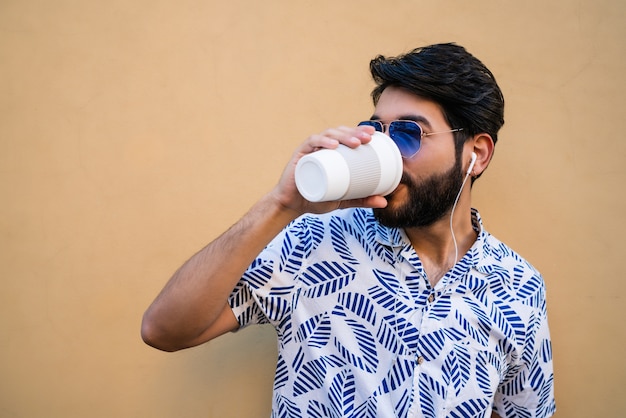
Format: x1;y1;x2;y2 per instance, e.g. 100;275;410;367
466;152;477;175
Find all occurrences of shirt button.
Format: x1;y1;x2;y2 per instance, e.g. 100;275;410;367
417;356;425;365
428;294;435;303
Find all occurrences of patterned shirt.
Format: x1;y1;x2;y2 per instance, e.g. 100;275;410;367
229;208;555;418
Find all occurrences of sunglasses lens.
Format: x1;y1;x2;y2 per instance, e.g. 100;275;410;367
389;121;422;157
358;120;383;132
358;120;422;157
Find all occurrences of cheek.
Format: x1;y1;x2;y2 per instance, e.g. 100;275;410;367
401;160;428;186
414;138;457;169
407;149;455;178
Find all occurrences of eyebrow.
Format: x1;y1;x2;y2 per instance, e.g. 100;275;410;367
369;114;434;130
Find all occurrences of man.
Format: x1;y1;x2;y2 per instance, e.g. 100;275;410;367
142;43;555;417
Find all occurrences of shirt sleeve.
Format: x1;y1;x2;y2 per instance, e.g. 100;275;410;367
492;277;556;417
228;216;314;330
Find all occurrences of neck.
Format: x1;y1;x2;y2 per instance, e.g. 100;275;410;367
404;200;476;286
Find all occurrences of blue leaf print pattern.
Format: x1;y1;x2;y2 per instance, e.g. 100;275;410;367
300;261;356;298
292;357;327;396
280;217;324;274
274;354;288;391
490;301;526;347
443;344;472;396
369;269;418;355
295;312;331;348
381;358;415;393
331;305;378;373
307;400;337;418
232;208;554;417
500;398;534;418
328;369;356;417
419;328;446;361
330;217;360;265
273;394;301;418
330;211;395;265
351;396;377;418
475;350;502;396
448;398;490;418
336;292;377;324
370;269;413;315
292;354;346;397
419;373;447;418
243;257;274;289
428;294;452;320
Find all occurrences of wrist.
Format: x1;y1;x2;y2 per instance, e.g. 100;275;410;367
262;190;302;227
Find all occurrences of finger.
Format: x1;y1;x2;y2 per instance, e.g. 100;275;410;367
300;134;339;154
322;126;375;148
300;125;376;155
356;124;376;138
301;129;352;153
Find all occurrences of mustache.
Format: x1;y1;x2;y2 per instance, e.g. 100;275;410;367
400;171;414;186
384;172;413;200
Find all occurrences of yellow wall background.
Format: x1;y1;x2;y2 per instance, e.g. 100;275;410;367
1;0;624;416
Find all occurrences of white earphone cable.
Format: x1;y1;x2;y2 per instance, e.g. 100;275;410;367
449;165;473;267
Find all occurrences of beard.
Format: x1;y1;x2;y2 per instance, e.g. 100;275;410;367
373;154;464;228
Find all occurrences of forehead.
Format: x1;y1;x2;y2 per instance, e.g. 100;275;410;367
372;87;447;128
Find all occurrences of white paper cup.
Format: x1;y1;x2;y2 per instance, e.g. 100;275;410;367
295;131;403;202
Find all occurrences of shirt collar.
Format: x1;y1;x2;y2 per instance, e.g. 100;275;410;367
372;208;492;274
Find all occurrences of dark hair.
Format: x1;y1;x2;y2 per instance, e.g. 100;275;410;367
370;43;505;151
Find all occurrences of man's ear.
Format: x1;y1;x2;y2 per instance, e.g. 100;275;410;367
467;133;495;177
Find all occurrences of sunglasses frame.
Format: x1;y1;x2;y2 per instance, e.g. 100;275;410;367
358;120;463;158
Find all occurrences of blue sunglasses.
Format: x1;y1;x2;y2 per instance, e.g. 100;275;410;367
358;120;463;158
